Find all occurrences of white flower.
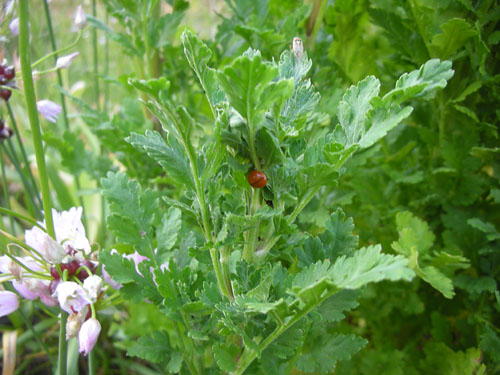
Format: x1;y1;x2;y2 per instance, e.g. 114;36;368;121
52;207;91;255
73;6;87;31
79;318;101;355
9;18;19;36
83;275;102;302
54;281;92;314
56;52;79;69
25;226;66;264
37;100;62;123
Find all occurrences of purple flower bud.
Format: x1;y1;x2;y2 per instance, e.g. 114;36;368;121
79;318;101;356
36;100;62;123
9;18;19;36
56;52;80;70
0;291;19;317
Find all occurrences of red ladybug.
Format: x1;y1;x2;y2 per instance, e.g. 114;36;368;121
247;170;267;188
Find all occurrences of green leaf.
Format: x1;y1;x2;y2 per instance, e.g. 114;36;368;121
430;18;476;59
467;218;500;241
213;343;238;372
181;30;224;109
167;351;184;373
419;265;454;299
127;130;194;189
264;323;304;360
393;211;435;256
317;289;361;323
330;245;415;289
358;99;413;149
217;50;294;133
480;325;500;362
127;331;173;365
291;246;413;306
336;75;380;148
383;59;454;103
157;207;182;253
421;342;486;375
101;172;158;256
320;209;359;259
297;333;367;373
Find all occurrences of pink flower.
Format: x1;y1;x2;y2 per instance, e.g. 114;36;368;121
9;18;19;36
37;100;62;123
54;281;92;314
56;52;79;70
24;226;65;264
79;318;101;355
0;291;19;317
124;251;149;276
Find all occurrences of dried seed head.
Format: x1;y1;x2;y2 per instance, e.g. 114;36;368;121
292;37;304;60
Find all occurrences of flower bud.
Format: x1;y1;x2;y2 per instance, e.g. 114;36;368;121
79;318;101;356
73;6;87;31
56;52;79;70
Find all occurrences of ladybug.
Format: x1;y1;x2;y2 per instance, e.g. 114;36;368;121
247;170;267;188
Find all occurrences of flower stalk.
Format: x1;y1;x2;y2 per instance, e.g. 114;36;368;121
18;0;55;239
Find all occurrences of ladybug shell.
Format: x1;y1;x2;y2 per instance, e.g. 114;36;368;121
247;170;267;188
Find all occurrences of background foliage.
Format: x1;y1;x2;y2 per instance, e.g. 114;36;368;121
0;0;498;374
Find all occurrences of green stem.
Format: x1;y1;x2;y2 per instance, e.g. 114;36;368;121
15;298;56;369
161;103;233;300
58;310;68;375
31;31;82;70
232;287;340;375
19;0;55;239
242;188;261;262
305;0;327;49
6;101;42;208
256;187;320;261
42;0;87;228
0;206;43;229
287;186;319;225
88;349;96;375
1;142;41;216
103;10;109;112
0;149;15;233
92;0;100;111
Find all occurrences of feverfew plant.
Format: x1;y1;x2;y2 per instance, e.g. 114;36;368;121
99;31;454;374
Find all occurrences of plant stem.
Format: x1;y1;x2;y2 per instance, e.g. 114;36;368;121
19;0;55;238
161;103;233;300
42;0;69;131
6;101;42;208
15;298;56;369
0;149;15;233
58;311;68;375
88;350;96;375
232;286;340;375
103;10;109;112
1;142;41;217
42;0;88;228
92;0;100;111
306;0;327;49
242;188;261;262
